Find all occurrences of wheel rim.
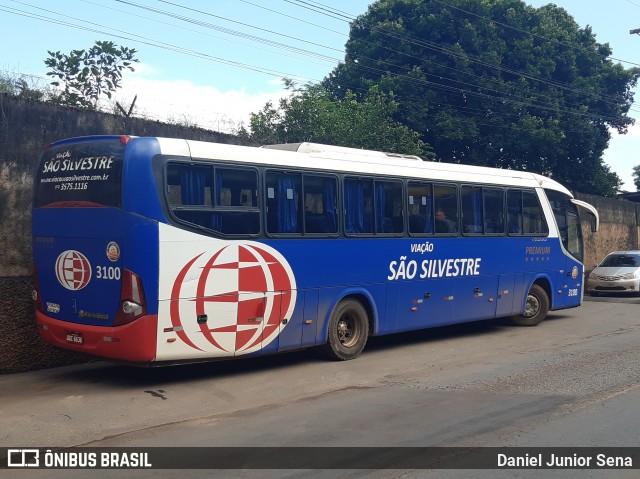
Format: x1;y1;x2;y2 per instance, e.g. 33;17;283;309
337;313;360;347
523;293;540;318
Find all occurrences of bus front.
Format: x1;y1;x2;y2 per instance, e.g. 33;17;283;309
32;135;159;363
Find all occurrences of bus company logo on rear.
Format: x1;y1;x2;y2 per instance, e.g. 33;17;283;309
55;250;92;291
106;241;120;262
170;243;297;355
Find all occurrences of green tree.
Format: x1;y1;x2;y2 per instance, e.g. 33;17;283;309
0;73;46;101
45;40;139;109
632;165;640;191
322;0;639;196
241;80;434;159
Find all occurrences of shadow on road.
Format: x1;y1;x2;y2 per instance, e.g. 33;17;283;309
37;313;577;388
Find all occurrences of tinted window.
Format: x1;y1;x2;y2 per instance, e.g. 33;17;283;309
434;184;458;234
266;171;302;234
522;191;548;235
545;189;583;261
167;163;259;235
303;175;338;234
375;180;403;234
344;178;374;234
484;188;504;234
34;138;124;207
461;186;483;234
407;182;434;235
507;189;548;236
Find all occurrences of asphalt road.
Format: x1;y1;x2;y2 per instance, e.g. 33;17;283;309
1;295;639;478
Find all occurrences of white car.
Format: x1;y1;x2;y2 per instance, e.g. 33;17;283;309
587;251;640;296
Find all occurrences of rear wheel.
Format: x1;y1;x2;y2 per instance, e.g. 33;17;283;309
324;299;369;361
511;284;549;326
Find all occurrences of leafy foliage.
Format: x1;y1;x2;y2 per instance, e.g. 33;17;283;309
632;165;640;191
321;0;640;196
45;40;139;109
0;73;46;101
241;80;434;159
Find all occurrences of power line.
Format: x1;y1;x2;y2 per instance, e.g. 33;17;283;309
2;0;636;130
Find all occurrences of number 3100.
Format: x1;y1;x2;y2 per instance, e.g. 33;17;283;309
96;266;121;280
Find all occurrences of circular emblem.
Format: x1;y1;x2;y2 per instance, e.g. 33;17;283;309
55;250;92;291
571;266;579;280
106;241;120;262
170;242;297;355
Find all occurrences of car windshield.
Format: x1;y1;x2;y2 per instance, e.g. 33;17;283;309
600;254;640;268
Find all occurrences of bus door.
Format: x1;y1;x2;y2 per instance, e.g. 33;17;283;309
552;204;584;309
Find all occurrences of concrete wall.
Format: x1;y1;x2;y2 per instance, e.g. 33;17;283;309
1;95;638;372
575;192;640;271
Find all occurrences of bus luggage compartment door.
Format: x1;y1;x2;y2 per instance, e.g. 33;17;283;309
453;276;498;323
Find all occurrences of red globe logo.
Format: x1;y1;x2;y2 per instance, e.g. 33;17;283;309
170;242;297;355
55;250;92;291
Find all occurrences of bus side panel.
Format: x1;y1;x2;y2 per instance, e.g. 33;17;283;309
276;288;319;352
390;278;453;332
122;213;160;315
453;275;498;323
155;224;299;362
301;289;319;347
495;274;517;317
122;137;167;222
552;260;583;310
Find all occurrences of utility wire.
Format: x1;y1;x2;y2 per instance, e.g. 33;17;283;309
1;0;636;129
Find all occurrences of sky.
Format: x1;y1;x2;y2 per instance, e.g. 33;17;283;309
1;0;639;190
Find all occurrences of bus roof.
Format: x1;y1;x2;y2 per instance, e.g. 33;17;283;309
170;138;572;197
50;135;571;197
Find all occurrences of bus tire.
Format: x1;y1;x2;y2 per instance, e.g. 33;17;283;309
324;299;369;361
511;284;549;326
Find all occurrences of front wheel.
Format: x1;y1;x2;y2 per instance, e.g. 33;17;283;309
511;284;549;326
324;299;369;361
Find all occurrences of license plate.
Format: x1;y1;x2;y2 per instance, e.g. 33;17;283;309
66;332;84;345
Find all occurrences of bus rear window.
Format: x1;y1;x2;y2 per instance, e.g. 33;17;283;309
34;138;125;208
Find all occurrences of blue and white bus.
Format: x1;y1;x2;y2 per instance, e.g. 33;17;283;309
32;136;598;364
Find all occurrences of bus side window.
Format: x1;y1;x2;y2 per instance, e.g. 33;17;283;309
344;177;374;234
407;182;434;235
434;184;458;234
265;171;302;234
507;190;523;234
461;186;482;234
522;191;548;235
212;168;259;235
167;164;211;207
304;175;338;234
166;163;213;228
484;187;505;234
375;180;403;234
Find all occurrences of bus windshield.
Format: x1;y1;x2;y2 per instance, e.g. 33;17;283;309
34;137;125;208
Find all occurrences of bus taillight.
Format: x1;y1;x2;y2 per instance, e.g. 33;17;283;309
113;269;147;326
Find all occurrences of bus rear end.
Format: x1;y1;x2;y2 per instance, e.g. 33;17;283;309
32;136;159;363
